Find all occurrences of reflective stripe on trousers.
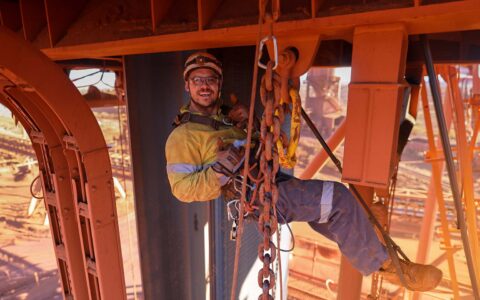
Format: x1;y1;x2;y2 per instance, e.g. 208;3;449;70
275;176;389;275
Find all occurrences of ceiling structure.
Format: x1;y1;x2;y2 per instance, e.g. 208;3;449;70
1;1;480;299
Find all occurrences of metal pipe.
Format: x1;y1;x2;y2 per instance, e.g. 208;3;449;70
300;108;343;173
447;67;480;277
421;34;480;299
414;80;459;300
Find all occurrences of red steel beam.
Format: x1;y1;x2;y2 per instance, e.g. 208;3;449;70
19;0;47;41
311;0;324;19
0;1;22;31
150;0;173;32
42;0;480;60
447;66;480;285
338;22;408;297
197;0;223;30
0;89;90;299
44;0;88;47
0;27;126;299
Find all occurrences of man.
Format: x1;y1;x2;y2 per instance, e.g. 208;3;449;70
165;52;442;292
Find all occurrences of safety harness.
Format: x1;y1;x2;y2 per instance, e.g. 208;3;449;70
173;111;233;130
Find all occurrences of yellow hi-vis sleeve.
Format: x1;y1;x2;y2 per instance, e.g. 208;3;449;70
165;124;223;202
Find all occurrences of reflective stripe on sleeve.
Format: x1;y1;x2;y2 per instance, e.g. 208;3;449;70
167;163;202;174
167;163;218;175
318;181;334;223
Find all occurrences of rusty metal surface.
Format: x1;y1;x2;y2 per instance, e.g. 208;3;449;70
342;24;408;189
0;88;90;299
30;1;480;60
0;27;126;299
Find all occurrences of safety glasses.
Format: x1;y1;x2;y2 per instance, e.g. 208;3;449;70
189;76;219;86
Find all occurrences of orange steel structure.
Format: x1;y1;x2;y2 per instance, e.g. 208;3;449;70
0;28;126;299
415;72;459;300
0;0;480;299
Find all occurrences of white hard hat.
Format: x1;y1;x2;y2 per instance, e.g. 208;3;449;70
183;52;222;80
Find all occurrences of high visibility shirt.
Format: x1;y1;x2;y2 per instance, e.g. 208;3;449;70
165;106;247;202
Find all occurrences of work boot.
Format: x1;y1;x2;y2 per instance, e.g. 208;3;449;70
379;259;442;292
370;202;388;245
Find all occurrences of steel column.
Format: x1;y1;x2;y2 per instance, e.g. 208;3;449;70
338;186;374;300
125;52;204;300
421;35;480;298
124;47;261;300
414;75;459;300
447;66;480;286
338;23;408;299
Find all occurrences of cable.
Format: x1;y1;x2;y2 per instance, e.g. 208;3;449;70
276;210;295;252
30;175;43;199
71;70;101;82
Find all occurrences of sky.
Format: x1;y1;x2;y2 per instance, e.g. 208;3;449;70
69;69;116;91
334;67;352;84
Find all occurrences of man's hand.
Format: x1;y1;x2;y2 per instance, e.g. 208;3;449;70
228;94;249;129
212;143;245;177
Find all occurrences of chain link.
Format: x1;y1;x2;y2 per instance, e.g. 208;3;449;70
255;49;298;299
257;60;279;300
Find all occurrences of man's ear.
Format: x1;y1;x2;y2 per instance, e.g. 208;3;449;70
184;80;190;92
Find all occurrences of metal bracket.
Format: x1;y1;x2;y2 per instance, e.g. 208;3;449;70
30;130;46;144
63;135;79;151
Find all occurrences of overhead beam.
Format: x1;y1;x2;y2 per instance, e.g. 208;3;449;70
19;0;47;41
44;0;88;47
150;0;173;32
197;0;223;30
42;1;480;60
311;0;325;18
0;1;22;31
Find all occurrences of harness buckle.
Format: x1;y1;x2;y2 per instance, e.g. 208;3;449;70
180;112;191;122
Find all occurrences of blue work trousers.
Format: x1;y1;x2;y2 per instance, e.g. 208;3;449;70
275;176;389;275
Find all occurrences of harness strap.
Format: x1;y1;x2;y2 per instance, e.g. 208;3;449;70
173;112;232;130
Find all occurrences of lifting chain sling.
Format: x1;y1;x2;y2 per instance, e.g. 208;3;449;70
229;0;303;299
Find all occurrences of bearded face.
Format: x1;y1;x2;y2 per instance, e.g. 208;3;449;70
185;68;221;113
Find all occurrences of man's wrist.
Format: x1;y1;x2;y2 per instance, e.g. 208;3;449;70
211;165;229;186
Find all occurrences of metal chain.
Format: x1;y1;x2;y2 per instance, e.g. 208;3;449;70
257;60;280;300
256;49;298;299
